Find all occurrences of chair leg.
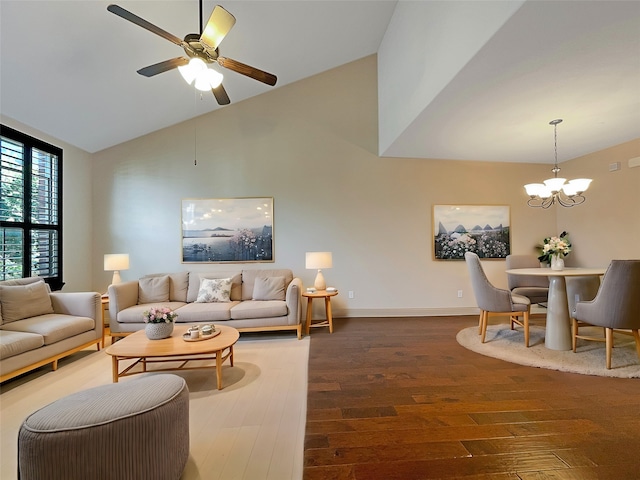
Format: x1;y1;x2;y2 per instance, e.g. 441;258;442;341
478;311;484;334
481;311;489;343
523;310;530;348
605;328;613;369
632;330;640;361
571;318;578;352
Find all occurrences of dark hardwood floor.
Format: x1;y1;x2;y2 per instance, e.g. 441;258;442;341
303;316;640;480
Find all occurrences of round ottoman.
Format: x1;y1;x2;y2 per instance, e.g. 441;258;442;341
18;374;189;480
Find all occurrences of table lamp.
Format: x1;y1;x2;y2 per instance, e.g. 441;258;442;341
104;254;130;285
305;252;332;291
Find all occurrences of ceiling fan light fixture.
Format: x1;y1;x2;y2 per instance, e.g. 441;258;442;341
178;57;207;84
194;67;223;91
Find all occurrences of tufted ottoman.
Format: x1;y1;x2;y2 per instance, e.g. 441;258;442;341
17;374;189;480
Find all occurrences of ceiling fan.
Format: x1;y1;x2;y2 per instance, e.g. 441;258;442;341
107;1;277;105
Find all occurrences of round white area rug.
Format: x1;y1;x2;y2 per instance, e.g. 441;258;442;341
456;324;640;378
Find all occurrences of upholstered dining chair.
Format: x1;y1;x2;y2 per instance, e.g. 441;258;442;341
465;252;532;347
505;254;549;305
572;260;640;369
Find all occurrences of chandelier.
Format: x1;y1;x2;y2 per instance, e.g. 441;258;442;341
524;119;592;208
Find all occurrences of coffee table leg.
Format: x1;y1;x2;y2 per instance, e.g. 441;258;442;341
230;345;234;367
111;356;119;383
216;350;223;390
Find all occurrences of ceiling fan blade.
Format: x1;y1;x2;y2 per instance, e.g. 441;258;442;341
212;84;231;105
200;5;236;52
137;57;190;77
107;4;184;46
217;57;277;86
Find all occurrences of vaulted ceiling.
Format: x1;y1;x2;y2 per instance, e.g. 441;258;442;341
1;1;638;164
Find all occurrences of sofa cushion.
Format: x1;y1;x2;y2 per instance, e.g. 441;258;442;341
139;276;170;304
174;302;238;322
252;276;286;301
195;278;232;303
0;281;54;324
187;272;242;302
1;314;95;345
0;276;48;288
142;272;189;302
241;269;293;301
0;277;48;326
0;330;45;360
230;300;288;320
116;302;186;324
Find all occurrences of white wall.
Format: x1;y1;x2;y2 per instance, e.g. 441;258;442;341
377;0;523;156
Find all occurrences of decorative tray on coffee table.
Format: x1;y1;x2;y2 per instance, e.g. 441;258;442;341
182;327;221;342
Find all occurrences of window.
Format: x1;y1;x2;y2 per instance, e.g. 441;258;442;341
1;125;63;290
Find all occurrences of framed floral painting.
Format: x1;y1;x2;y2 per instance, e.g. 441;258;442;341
181;197;274;263
433;205;510;260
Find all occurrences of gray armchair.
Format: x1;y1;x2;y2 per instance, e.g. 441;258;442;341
572;260;640;369
505;255;549;305
465;252;532;346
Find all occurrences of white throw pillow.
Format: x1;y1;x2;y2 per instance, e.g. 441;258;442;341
252;276;286;301
195;278;232;303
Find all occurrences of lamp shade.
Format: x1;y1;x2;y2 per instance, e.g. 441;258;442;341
104;254;130;271
305;252;333;270
104;254;130;285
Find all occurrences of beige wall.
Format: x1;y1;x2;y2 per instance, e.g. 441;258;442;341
91;55;559;317
557;139;640;267
0;115;94;292
4;55;638;314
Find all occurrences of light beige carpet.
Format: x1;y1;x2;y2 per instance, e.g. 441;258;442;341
456;324;640;378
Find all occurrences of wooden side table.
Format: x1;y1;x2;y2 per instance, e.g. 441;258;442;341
303;290;338;334
101;296;109;348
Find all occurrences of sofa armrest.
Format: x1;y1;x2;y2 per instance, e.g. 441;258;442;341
50;292;101;321
108;281;140;320
285;278;302;325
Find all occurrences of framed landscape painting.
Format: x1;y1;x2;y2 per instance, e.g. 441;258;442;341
433;205;510;260
181;197;274;263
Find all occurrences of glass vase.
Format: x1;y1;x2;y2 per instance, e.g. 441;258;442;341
551;254;565;271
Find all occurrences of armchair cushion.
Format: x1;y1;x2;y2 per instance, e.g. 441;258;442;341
0;281;54;324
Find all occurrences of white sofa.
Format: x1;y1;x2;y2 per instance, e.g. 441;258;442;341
0;277;102;383
108;269;303;340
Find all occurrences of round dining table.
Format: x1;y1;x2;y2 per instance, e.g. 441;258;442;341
505;267;606;350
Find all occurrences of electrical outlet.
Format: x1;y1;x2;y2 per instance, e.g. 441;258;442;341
457;290;463;298
348;291;354;299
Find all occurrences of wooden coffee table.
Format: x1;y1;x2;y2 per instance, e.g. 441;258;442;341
105;324;239;389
